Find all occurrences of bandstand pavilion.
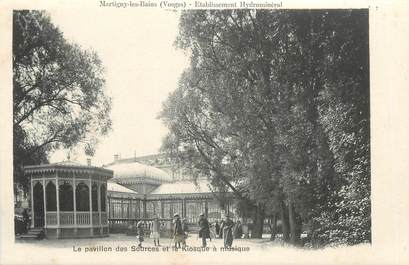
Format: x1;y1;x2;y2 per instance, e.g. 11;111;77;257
24;161;113;239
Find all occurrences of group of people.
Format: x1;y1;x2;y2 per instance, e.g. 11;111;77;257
214;219;243;240
135;216;166;247
135;214;189;248
183;213;239;248
135;214;243;249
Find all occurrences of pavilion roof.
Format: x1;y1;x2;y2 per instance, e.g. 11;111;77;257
24;160;113;177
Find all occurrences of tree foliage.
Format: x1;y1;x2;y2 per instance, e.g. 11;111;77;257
13;10;112;191
161;9;369;246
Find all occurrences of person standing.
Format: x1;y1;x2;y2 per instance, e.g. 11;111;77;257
136;221;144;247
198;213;210;247
22;209;30;233
182;218;188;247
223;215;235;248
215;220;220;238
151;216;161;246
173;213;184;249
233;220;243;239
219;219;225;239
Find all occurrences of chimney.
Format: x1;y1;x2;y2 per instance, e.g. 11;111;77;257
114;154;119;162
87;158;91;166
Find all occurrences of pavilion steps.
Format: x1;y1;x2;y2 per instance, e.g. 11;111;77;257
19;228;45;240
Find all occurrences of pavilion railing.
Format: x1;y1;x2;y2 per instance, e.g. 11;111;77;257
60;212;75;225
108;218;173;234
76;212;90;225
92;213;99;225
46;212;57;225
101;212;108;225
44;211;109;226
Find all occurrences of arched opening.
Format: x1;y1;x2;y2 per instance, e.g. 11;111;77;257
92;183;98;212
100;184;106;212
33;182;44;227
76;183;90;211
46;181;57;211
59;181;73;211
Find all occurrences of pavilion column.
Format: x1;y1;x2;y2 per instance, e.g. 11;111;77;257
108;196;111;219
98;181;102;235
156;200;160;219
106;185;109;234
182;198;186;218
129;198;133;219
205;200;208;218
56;172;60;238
73;175;77;236
121;198;124;218
30;179;34;228
127;199;131;219
143;197;147;218
89;175;93;236
43;178;47;228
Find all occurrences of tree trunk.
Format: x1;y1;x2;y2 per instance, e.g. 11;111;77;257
270;213;278;241
251;203;265;239
280;201;290;242
288;201;301;246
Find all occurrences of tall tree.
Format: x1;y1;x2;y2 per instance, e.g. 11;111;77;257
13;10;112;192
161;9;370;246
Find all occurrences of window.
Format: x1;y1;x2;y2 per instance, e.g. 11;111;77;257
207;200;222;222
100;184;106;211
75;182;90;211
186;201;205;224
92;183;98;212
146;201;159;218
59;181;73;211
46;181;57;211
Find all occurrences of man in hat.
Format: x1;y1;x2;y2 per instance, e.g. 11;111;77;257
198;213;210;247
223;214;235;248
172;213;184;249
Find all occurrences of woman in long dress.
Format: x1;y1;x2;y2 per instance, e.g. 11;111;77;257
136;221;144;247
182;218;188;247
172;213;184;248
150;216;161;246
223;216;235;248
233;220;243;239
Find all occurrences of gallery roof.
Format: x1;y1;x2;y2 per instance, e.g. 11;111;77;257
150;179;212;195
107;181;138;194
106;161;172;185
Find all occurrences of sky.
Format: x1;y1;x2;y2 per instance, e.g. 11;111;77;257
47;8;189;166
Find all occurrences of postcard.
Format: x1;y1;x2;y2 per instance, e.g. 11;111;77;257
1;0;409;264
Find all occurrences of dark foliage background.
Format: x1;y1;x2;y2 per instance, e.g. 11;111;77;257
13;10;112;194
